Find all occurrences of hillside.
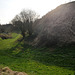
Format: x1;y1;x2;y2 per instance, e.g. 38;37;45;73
0;1;75;75
0;33;75;75
34;1;75;46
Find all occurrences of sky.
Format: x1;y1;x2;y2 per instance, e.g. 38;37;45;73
0;0;75;24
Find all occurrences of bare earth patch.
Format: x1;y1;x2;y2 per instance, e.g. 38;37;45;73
0;67;28;75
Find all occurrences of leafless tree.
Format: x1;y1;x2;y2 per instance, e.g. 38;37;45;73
11;9;39;39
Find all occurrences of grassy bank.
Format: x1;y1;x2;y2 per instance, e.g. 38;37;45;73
0;33;75;75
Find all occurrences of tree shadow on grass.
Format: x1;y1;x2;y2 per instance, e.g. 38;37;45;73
14;42;75;71
33;46;75;71
0;40;75;72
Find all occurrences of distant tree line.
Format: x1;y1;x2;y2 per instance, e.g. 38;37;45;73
0;24;13;33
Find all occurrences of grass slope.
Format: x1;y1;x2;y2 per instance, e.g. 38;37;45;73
0;33;75;75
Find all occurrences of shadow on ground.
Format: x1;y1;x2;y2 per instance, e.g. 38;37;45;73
0;39;75;72
9;40;75;71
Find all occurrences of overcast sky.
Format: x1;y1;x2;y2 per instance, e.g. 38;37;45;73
0;0;75;24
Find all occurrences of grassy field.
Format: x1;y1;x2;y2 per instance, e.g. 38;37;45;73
0;33;75;75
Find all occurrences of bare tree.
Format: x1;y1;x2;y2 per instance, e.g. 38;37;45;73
11;9;39;39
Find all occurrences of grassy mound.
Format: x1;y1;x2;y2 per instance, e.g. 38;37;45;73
0;33;75;75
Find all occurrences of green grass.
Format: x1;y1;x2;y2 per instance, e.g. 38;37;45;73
0;33;75;75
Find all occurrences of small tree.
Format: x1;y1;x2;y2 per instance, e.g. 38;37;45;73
11;9;39;39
